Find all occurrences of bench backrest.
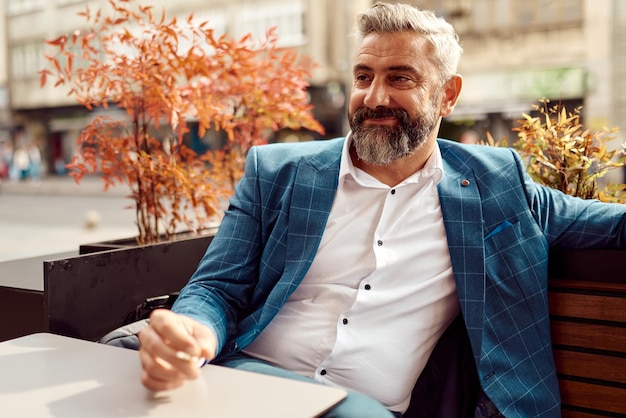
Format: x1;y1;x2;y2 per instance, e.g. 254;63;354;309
549;278;626;417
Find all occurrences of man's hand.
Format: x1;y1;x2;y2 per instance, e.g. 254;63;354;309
138;309;217;391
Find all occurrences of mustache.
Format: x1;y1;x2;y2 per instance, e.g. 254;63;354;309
352;107;410;125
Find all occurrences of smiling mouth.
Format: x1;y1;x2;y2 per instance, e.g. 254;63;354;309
364;117;398;126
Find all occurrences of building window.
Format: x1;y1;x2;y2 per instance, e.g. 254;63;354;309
419;0;582;34
100;9;226;62
56;0;85;5
235;0;306;47
187;10;227;37
7;0;45;15
560;0;584;22
516;0;582;27
11;42;44;80
176;10;227;54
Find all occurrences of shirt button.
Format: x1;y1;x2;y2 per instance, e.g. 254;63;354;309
390;189;396;195
461;179;470;187
377;240;383;246
364;284;371;290
320;369;327;376
342;318;348;325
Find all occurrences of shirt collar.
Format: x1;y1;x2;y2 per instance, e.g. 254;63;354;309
339;132;444;188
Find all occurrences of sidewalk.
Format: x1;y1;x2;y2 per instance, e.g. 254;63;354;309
0;175;137;263
0;175;130;197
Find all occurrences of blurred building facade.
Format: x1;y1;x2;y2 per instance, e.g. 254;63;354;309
429;0;622;148
0;0;11;164
1;0;625;180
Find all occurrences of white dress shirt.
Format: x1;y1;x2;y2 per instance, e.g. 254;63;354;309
243;135;460;413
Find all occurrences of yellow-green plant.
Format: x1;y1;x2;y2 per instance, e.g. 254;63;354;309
486;98;626;203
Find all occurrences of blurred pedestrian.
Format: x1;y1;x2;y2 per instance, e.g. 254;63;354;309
28;143;42;180
12;146;30;181
0;141;12;178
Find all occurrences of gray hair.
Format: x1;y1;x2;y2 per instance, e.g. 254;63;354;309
354;2;463;82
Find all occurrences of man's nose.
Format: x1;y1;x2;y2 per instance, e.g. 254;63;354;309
363;79;390;108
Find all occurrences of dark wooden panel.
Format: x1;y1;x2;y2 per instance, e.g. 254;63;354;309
549;290;626;323
549;249;626;283
559;380;626;416
553;349;626;384
0;286;45;342
551;320;626;353
550;279;626;294
561;409;614;418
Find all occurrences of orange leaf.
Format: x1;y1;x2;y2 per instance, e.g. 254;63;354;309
52;58;62;74
71;30;80;44
46;35;67;46
39;70;49;87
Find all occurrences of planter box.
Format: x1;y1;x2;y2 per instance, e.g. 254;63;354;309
44;230;216;341
547;249;626;417
0;231;215;343
0;251;75;342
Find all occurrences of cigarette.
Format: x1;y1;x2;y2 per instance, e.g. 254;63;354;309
175;350;206;367
175;350;200;363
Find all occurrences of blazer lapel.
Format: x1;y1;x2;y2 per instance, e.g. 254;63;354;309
438;150;486;363
283;142;342;290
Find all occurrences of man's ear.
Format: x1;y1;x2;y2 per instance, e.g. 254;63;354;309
439;75;462;118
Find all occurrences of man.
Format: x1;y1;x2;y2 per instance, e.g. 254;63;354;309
138;3;626;417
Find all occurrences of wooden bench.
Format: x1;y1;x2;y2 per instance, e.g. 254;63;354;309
549;249;626;417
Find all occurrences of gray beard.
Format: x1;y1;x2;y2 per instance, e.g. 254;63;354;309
349;105;439;166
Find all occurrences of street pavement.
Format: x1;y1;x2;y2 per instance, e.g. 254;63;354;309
0;174;130;197
0;175;138;262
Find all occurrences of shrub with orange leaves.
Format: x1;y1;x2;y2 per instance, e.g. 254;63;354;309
485;98;626;204
39;0;324;244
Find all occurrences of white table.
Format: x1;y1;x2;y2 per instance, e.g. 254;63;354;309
0;333;346;418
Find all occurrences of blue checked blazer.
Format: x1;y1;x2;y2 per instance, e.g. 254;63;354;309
173;137;626;417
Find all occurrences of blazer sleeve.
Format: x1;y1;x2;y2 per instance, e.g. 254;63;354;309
521;159;626;249
171;146;267;354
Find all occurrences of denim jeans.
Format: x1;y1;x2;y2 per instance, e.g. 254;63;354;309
215;353;399;418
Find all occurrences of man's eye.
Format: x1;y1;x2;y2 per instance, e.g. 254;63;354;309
392;75;409;82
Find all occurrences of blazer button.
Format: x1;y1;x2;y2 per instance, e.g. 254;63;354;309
461;179;470;187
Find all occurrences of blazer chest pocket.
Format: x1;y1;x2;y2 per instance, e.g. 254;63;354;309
484;220;521;249
483;220;529;285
